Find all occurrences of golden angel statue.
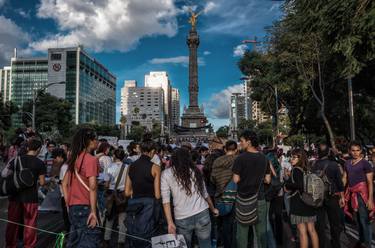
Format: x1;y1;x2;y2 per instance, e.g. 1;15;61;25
188;8;202;29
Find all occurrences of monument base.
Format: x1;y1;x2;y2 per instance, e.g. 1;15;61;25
181;105;207;128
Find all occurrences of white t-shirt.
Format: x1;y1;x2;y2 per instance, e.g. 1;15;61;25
161;167;209;220
151;154;161;166
106;162;128;191
280;155;292;182
99;155;112;174
59;163;68;197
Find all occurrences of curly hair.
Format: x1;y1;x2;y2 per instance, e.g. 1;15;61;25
171;148;206;197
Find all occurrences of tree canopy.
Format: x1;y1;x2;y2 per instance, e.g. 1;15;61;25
22;91;72;137
238;0;375;145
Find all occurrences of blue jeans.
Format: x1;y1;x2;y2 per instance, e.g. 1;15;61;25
357;194;372;247
175;209;211;248
126;197;158;248
67;205;102;248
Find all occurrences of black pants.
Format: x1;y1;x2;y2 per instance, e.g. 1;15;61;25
217;211;235;248
61;197;71;232
316;195;343;248
269;196;284;245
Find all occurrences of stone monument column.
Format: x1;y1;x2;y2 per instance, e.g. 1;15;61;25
187;29;199;108
180;10;208;130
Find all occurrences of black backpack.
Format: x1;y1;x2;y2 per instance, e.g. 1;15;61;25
0;156;35;196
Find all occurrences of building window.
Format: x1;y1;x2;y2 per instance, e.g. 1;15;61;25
51;53;62;61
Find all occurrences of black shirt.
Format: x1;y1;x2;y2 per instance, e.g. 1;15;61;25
312;158;344;193
128;154;155;198
9;155;46;203
232;151;270;198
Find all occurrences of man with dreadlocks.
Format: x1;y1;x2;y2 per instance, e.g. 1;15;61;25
161;148;219;248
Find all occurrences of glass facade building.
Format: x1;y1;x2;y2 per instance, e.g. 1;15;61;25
11;58;48;107
48;47;116;126
10;58;49;125
9;46;116;127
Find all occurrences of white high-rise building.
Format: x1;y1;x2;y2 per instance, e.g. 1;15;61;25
120;80;137;116
126;87;164;133
0;66;11;103
230;93;246;135
145;71;171;129
171;88;180;127
243;77;270;124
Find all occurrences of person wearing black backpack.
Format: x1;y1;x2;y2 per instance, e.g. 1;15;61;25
5;139;46;248
312;144;345;248
285;148;319;248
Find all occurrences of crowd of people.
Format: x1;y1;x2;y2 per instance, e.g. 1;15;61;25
1;127;375;248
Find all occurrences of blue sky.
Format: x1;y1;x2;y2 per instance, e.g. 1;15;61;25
0;0;282;129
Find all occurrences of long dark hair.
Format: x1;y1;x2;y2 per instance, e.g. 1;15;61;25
67;128;97;173
291;148;308;171
171;148;205;197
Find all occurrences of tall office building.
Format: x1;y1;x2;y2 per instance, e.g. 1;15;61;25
0;66;11;103
242;77;270;124
11;56;49;109
120;80;137;117
252;101;270;123
145;71;171;129
126;87;164;133
47;47;116;125
230;93;246;134
171;88;180;126
9;46;116;127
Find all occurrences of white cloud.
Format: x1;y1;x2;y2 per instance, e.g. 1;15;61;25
233;44;247;57
203;51;211;56
17;9;31;18
0;0;5;8
149;56;205;66
203;2;217;14
205;84;243;119
30;0;179;52
203;0;282;36
0;16;30;66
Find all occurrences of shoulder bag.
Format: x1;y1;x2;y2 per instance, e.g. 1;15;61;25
235;161;268;225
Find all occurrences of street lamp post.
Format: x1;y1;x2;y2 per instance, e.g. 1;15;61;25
32;81;65;130
347;77;355;141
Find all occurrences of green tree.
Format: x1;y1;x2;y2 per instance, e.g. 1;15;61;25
0;97;18;131
216;125;229;138
238;0;375;145
257;120;274;146
22;92;72;136
126;122;144;142
0;96;18;143
151;120;162;139
237;118;257;134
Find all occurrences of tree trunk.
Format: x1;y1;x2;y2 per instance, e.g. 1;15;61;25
320;110;336;150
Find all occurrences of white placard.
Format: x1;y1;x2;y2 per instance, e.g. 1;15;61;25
151;234;187;248
98;136;118;146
